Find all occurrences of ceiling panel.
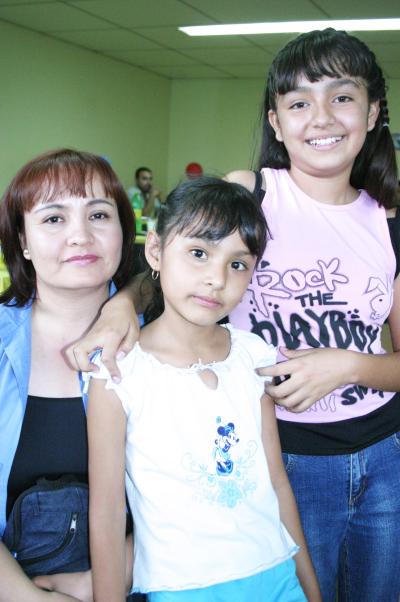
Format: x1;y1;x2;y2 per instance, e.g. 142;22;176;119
182;47;273;66
0;0;398;79
147;64;233;79
0;3;112;31
245;32;302;51
67;0;214;28
181;0;328;22
103;48;198;67
54;28;160;51
310;0;400;18
131;26;251;49
218;64;271;78
0;0;50;4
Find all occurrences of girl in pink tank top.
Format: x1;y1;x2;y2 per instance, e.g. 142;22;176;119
225;28;400;602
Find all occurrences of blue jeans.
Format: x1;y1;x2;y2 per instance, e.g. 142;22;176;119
283;432;400;602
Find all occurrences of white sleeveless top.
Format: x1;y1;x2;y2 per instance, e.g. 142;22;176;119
92;325;297;593
229;168;396;424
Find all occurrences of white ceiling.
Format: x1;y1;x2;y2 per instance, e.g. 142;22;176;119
1;0;399;79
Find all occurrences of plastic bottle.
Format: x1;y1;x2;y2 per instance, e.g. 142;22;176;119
130;192;143;231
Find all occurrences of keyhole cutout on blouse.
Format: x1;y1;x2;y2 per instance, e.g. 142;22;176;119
197;368;218;390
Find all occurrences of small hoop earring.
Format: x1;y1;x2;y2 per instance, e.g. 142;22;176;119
23;249;31;260
151;270;159;281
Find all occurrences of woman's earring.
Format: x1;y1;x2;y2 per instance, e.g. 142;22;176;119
23;249;31;260
151;270;159;281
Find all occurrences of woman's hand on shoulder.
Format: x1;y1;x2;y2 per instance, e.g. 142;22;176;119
258;347;356;412
223;170;255;192
65;294;139;382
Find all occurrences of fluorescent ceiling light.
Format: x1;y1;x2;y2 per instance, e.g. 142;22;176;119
179;19;400;37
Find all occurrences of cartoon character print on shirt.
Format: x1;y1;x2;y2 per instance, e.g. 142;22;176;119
213;421;239;476
182;417;257;508
233;258;393;412
365;276;393;320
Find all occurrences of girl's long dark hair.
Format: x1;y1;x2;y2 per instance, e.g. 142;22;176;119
144;177;268;323
258;28;398;208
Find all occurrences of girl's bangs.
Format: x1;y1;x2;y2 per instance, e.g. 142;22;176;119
273;37;369;97
176;204;237;242
172;202;264;260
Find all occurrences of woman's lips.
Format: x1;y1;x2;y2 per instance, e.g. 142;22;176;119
65;254;99;264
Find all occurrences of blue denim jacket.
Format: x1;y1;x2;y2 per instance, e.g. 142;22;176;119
0;300;35;536
0;283;119;536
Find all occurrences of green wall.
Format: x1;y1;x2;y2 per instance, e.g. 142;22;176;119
167;79;264;188
0;19;170;196
1;18;399;200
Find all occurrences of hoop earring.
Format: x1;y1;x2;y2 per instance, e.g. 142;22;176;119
151;270;159;281
23;249;31;260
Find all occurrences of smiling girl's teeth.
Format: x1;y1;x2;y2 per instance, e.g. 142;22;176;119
308;136;342;146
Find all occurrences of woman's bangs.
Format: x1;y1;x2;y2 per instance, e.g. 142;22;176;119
28;164;116;208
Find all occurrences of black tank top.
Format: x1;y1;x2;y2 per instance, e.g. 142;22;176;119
7;395;88;517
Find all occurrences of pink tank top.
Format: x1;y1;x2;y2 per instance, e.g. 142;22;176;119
229;168;396;423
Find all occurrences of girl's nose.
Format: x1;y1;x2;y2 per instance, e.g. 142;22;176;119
205;265;226;290
311;101;335;127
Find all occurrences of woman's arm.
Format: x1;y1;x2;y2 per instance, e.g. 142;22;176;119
261;395;322;602
0;542;81;602
88;378;128;602
32;534;133;600
259;276;400;412
66;273;152;380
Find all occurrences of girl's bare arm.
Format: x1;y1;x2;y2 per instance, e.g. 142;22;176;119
261;395;322;601
88;378;128;602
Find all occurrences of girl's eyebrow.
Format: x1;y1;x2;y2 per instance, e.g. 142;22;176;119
187;236;254;256
33;198;114;213
327;78;362;90
233;249;254;257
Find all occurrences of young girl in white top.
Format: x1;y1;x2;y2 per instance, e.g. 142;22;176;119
71;28;399;602
87;178;321;602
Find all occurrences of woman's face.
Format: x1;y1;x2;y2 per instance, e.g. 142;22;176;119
21;176;123;297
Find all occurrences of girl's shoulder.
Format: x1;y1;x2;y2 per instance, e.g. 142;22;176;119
91;341;145;383
386;206;400;279
225;324;277;368
223;170;255;192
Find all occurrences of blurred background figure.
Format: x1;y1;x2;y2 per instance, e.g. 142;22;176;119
185;162;203;179
127;167;162;219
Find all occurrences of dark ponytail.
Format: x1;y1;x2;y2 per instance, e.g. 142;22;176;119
351;95;398;208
